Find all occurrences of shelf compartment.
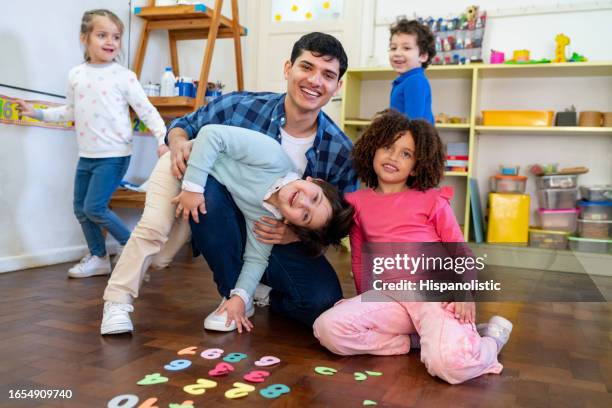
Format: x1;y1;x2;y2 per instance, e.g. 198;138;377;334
148;96;198;118
475;126;612;135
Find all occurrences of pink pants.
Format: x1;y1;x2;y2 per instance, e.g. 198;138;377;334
313;293;502;384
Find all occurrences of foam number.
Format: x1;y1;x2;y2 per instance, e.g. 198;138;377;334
314;366;337;376
223;352;247;363
208;362;235;377
183;378;218;395
354;372;367;381
168;401;194;408
200;348;224;360
224;382;255;399
178;346;198;355
254;355;281;367
164;359;192;371
243;370;270;383
363;400;378;406
365;371;383;376
259;384;290;399
2;99;13;119
137;373;169;385
107;394;139;408
137;398;159;408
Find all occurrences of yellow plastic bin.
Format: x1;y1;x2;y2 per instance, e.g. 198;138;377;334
482;110;554;127
487;193;530;244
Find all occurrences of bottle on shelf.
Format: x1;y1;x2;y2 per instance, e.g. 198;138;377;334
160;67;176;97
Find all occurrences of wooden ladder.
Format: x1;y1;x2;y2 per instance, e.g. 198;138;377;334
132;0;246;118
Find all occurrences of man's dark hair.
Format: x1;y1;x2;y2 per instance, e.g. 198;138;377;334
290;32;348;79
288;179;354;257
390;19;436;68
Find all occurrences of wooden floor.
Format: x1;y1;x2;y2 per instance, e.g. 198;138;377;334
1;247;611;407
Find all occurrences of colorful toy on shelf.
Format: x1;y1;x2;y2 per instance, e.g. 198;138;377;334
569;52;588;62
466;5;479;30
499;165;520;176
513;49;530;63
490;50;505;64
554;33;570;63
435;112;450;123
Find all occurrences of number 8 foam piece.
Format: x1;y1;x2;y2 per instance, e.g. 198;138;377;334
164;359;192;371
259;384;291;399
183;378;218;395
224;382;256;399
223;352;247;363
137;373;169;385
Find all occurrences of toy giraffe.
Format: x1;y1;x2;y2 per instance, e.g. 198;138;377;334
554;34;570;63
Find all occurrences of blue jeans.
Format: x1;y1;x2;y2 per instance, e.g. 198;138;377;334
189;176;343;326
73;156;131;257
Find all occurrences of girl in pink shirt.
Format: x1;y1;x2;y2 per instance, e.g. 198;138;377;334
313;109;513;384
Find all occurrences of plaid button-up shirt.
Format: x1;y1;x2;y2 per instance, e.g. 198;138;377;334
167;91;358;194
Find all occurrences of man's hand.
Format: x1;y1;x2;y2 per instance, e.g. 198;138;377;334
441;301;476;324
168;128;193;179
156;144;170;158
217;295;253;334
14;99;36;118
254;216;299;245
171;190;206;223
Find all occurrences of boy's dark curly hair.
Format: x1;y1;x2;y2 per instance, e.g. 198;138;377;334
288;179;354;257
389;19;436;68
352;109;445;191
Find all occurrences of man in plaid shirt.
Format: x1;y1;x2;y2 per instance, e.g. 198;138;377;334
101;33;357;335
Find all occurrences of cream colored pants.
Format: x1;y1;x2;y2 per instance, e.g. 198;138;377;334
103;152;191;304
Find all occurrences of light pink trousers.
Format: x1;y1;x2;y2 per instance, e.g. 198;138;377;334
313;292;502;384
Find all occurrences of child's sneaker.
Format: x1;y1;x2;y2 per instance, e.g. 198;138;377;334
101;301;134;335
253;283;272;307
479;315;513;353
67;254;111;278
204;298;255;332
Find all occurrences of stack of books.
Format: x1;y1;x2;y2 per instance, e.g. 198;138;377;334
446;142;469;172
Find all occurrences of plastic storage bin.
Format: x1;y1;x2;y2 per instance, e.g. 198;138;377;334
579;185;612;202
577;219;612;239
536;188;578;209
568;236;612;254
538;208;578;232
487;193;530;244
482;110;554;126
577;200;612;220
490;175;527;193
528;228;569;250
535;174;578;189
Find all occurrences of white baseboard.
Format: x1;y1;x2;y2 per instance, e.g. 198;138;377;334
0;242;122;273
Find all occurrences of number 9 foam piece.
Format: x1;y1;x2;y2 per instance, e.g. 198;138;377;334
314;366;337;376
224;382;256;399
137;373;169;385
259;384;291;399
254;355;281;367
223;352;247;363
164;359;192;371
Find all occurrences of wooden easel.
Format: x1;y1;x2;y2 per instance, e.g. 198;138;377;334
132;0;246;118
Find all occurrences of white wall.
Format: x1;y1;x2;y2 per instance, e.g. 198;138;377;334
0;0;248;272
